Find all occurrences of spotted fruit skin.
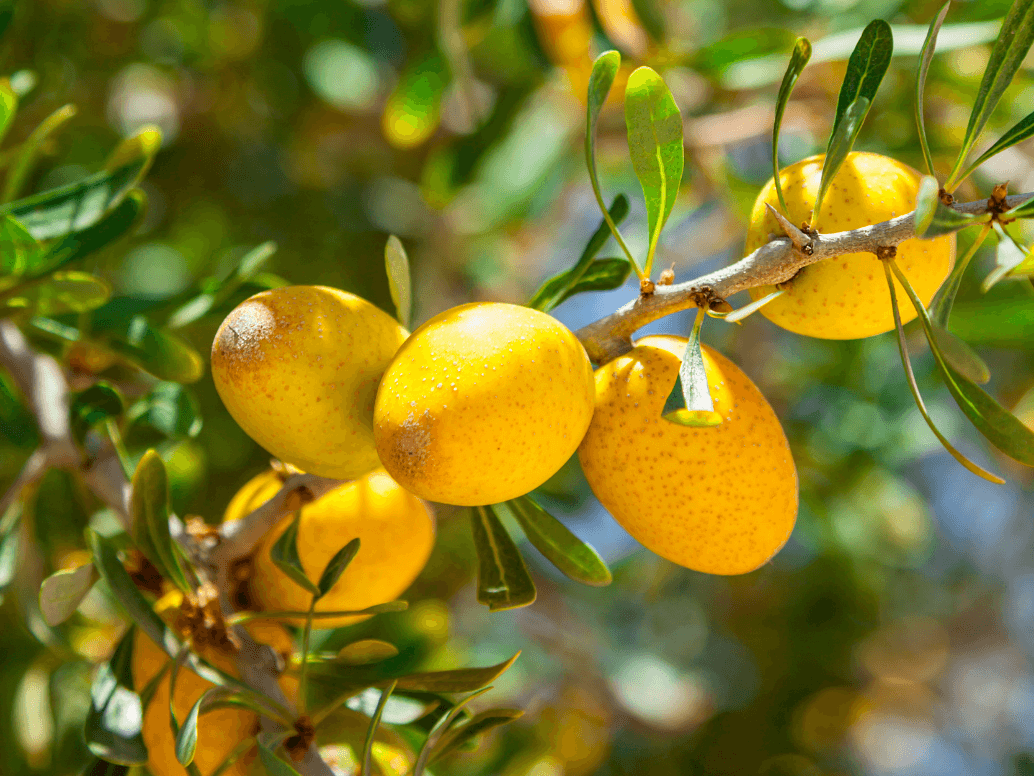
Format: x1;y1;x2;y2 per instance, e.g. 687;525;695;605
578;335;797;575
211;285;408;479
228;468;435;628
374;302;595;506
744;152;955;339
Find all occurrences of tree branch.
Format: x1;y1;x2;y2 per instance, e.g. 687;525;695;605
574;192;1029;363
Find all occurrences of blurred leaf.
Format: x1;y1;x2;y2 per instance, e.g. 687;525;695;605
693;27;797;75
382;52;448;149
361;681;396;776
129;382;203;439
984;226;1032;291
393;652;520;693
131;450;191;593
624;65;683;275
271;513;319;595
71;382;124;441
257;741;304;776
1015;753;1034;776
0;3;13;45
346;688;435;725
915;2;951;177
166;241;276;329
0;507;19;595
816;96;871;224
2;271;111;315
950;0;1034;187
0;373;38;447
0;214;40;274
81;758;130;776
317;538;361;600
175;690;211;766
892;260;1034;468
503;496;611;586
413;687;492;775
104;316;204;384
430;708;523;763
929;226;993;328
40;561;97;627
663;308;723;427
470;505;536;611
104;125;162;172
2;156;151;241
772;37;812;215
38;190;146;277
931;325;991;385
337;640;400;666
528;195;629;312
385;236;412;329
84;630;147;765
3;103;77;204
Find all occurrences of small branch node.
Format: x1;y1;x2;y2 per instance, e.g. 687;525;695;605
875;245;898;261
640;278;656;296
766;203;814;254
938;188;954;206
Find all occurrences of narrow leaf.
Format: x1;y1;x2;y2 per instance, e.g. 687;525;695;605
167;242;276;329
0;80;16;147
828;20;893;142
625;65;684;275
129;382;203;439
257;741;304;776
361;681;397;776
414;687;492;776
470;506;536;611
915;2;951;177
931;325;991;384
772;37;812;215
317;538;361;600
502;496;611;586
892;259;1034;468
950;0;1034;187
663;307;722;427
984;225;1031;291
815;96;871;223
2;271;111;315
723;288;785;323
337;640;400;665
270;513;319;595
345;688;435;725
104;125;162;172
430;709;524;763
0;215;40;274
35;190;146;277
70;381;124;442
39;562;97;626
175;693;203;765
913;180;984;239
393;652;520;693
929;224;993;326
103;315;204;384
84;630;148;765
385;235;412;328
3;103;77;203
527;195;630;312
131;450;190;594
962;109;1034;181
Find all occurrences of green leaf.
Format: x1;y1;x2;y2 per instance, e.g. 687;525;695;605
502;496;611;586
71;382;124;441
37;190;146;277
470;506;536;611
175;692;204;766
584;51;641;277
382;51;448;148
931;324;991;385
84;630;148;765
949;0;1034;188
0;506;20;595
3;103;77;204
270;513;319;595
105;125;162;172
81;757;130;776
257;741;304;776
337;640;400;665
131;450;191;594
0;79;17;146
167;242;277;329
662;307;723;427
929;225;993;327
624;65;684;275
772;37;812;215
393;652;520;693
912;177;984;238
527;195;630;312
827;20;893;147
104;316;204;384
984;225;1032;291
385;235;412;328
129;382;203;439
430;709;524;763
39;562;97;626
892;259;1034;468
2;271;111;315
345;688;435;725
317;538;361;600
915;2;951;177
961;110;1034;182
361;681;397;776
414;687;492;775
0;215;40;274
815;96;871;224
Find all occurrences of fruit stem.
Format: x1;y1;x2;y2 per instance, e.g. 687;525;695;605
298;595;317;716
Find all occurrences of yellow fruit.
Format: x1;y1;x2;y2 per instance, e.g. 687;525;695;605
373;302;595;506
744;152;955;339
578;335;797;574
211;285;408;479
132;591;295;776
227;468;436;628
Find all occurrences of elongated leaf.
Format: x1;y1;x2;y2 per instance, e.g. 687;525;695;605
175;692;204;765
815;97;871;223
345;688;436;725
337;640;400;665
663;307;722;427
950;0;1034;187
984;225;1031;291
85;630;147;765
892;259;1034;467
394;653;520;693
470;506;536;611
105;126;162;172
828;20;893;151
71;382;124;442
414;687;492;775
0;80;16;147
916;2;951;177
963;109;1034;181
772;37;812;215
0;215;40;274
361;681;397;776
430;709;524;763
271;513;319;595
625;66;683;275
131;450;190;593
166;242;276;329
129;382;203;439
932;325;991;385
4;103;77;204
257;741;304;776
913;175;940;237
317;538;361;600
527;195;630;312
929;225;993;327
503;496;611;586
0;509;17;595
40;562;97;626
104;315;204;384
3;271;111;315
37;190;146;277
913;181;984;239
385;236;412;328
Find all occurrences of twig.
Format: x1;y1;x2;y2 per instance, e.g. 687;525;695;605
574;192;1029;363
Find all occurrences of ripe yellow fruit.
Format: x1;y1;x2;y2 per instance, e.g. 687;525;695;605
578;335;797;574
211;285;408;479
744;152;955;339
131;591;295;776
227;468;436;628
373;302;595;506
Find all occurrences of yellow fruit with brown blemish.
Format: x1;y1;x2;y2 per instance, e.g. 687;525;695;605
226;468;435;628
373;302;595;506
578;335;797;574
744;152;955;339
211;286;408;479
131;591;296;776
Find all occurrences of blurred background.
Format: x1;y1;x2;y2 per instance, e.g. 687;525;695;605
3;0;1034;774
